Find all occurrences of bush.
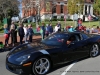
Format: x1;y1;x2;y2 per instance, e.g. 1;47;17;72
66;19;73;21
44;19;49;22
52;18;57;21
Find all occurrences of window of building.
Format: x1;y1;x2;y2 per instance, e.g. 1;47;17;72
91;0;94;2
53;16;57;19
61;5;63;13
85;5;87;15
52;6;56;13
89;5;91;14
61;16;64;19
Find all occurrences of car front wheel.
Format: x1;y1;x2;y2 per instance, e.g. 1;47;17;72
32;56;51;75
90;43;100;57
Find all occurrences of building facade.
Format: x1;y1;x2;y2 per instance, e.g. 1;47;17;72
22;0;94;21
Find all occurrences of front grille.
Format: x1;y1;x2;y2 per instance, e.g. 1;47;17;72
7;62;21;68
6;61;24;74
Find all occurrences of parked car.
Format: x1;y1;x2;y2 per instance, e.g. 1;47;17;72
92;16;99;21
6;32;100;75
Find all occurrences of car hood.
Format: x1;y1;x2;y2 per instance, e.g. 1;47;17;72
7;42;58;64
9;42;56;56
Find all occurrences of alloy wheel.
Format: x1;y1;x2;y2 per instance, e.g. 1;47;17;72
90;44;99;57
33;57;50;75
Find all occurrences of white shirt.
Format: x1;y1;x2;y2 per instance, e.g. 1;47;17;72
54;25;60;32
23;27;27;35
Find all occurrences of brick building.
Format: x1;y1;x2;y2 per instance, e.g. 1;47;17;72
22;0;94;21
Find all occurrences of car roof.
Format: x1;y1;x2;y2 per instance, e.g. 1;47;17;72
55;31;82;35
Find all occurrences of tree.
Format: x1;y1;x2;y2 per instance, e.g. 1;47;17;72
22;0;49;26
0;0;20;22
93;0;100;25
67;0;84;15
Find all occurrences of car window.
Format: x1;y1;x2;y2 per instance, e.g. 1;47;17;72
82;33;89;40
42;33;69;46
75;34;83;41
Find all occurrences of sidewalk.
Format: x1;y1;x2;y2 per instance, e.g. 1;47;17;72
0;34;41;46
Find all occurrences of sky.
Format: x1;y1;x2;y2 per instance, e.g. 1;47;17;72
18;0;22;18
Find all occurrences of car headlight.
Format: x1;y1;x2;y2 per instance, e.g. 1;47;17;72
16;54;30;62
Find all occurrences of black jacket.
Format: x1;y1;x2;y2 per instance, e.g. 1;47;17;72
18;27;24;36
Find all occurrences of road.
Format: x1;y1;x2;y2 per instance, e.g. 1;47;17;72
0;51;100;75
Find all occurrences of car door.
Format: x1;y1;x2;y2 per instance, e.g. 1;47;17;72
69;34;90;59
62;33;89;63
62;42;78;62
62;34;80;62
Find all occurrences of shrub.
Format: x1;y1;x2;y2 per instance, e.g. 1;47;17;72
66;19;73;21
52;18;57;21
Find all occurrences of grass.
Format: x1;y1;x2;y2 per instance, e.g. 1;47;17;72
0;21;100;33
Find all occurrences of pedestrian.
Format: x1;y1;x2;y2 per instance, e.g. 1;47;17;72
10;24;16;46
54;23;60;32
58;21;61;31
49;23;53;35
4;24;10;47
10;21;17;43
36;25;41;32
45;24;49;37
41;23;45;40
23;24;28;43
68;26;75;32
18;23;24;44
27;24;34;43
49;16;52;23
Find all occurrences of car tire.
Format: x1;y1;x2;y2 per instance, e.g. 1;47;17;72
32;56;51;75
90;43;100;57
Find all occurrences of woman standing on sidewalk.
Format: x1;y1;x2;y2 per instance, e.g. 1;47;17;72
10;25;16;46
23;24;28;43
4;24;10;47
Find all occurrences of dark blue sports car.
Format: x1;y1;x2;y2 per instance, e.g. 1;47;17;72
6;32;100;75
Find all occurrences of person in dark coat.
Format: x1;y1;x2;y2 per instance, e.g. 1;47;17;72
27;24;34;43
18;23;24;44
49;23;53;35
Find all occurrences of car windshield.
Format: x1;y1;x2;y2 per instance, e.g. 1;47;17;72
42;33;68;46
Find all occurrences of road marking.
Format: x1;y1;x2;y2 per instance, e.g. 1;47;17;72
61;62;76;75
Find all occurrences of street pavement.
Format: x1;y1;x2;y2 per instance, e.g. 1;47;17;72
0;51;100;75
